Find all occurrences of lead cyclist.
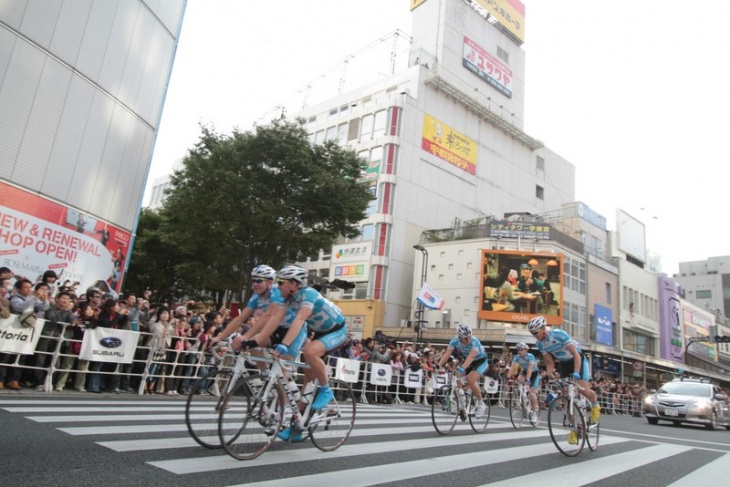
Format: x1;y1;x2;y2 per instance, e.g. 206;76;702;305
528;315;601;425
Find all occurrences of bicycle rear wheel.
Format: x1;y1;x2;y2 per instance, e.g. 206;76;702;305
547;395;585;457
219;374;283;460
468;391;491;433
185;369;232;448
309;379;356;452
431;386;459;435
508;386;525;429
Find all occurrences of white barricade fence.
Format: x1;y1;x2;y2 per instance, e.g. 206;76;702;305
0;315;44;355
79;327;140;364
369;362;392;386
334;357;360;384
404;369;424;389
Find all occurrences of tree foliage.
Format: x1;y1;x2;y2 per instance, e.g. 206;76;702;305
157;118;372;298
124;208;186;305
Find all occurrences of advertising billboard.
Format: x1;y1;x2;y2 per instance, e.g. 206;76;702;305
617;209;646;262
0;181;131;295
330;242;372;282
422;114;478;175
463;36;513;98
657;276;684;363
682;302;716;362
479;249;564;325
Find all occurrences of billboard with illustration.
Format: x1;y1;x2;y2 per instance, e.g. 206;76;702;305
479;249;564;325
0;181;131;295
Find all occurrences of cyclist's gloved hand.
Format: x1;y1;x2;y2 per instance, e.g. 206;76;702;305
457;367;465;375
572;372;581;380
274;343;289;355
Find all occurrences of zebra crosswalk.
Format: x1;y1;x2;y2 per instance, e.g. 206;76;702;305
1;397;728;487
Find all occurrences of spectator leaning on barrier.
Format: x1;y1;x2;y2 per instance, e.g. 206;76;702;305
33;290;74;390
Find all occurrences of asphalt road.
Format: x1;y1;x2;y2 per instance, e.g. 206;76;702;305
1;391;728;487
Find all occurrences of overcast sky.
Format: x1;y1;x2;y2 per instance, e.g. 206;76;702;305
147;0;730;276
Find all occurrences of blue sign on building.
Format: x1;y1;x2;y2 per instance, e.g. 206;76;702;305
595;303;613;346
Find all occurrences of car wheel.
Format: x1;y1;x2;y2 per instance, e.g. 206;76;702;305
705;411;717;431
647;417;658;425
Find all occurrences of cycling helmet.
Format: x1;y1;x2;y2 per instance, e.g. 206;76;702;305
457;323;472;337
527;315;547;334
276;265;309;285
515;342;528;351
251;265;276;280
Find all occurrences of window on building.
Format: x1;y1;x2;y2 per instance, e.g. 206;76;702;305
361;224;374;240
497;45;509;64
365;184;377;216
696;290;712;299
373;110;387;138
360;114;374;140
623;329;654;355
325;125;337;141
336;122;348;145
536;185;544;200
314;130;325;144
605;282;612;304
348;119;360;140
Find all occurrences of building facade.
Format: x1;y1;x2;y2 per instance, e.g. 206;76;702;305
0;0;186;292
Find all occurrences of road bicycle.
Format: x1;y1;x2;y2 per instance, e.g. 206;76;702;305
184;344;258;449
431;372;490;435
218;349;356;460
546;378;600;457
507;379;539;429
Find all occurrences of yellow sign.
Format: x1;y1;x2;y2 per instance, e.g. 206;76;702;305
473;0;525;43
421;114;477;175
410;0;429;10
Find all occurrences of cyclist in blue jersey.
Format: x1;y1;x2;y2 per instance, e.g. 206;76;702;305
435;324;488;418
209;265;305;363
528;315;600;426
507;342;540;422
273;265;348;442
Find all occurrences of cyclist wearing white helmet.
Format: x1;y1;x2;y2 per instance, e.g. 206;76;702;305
507;342;540;421
209;265;299;360
436;323;489;418
528;315;600;425
273;265;348;442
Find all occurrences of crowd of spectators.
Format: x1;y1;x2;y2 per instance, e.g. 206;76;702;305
0;265;239;394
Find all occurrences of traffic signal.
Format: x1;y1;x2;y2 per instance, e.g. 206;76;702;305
714;335;730;343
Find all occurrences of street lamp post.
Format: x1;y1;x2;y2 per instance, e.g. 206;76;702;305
413;244;428;347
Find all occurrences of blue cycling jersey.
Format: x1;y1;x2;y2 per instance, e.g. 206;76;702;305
536;329;582;362
245;285;285;319
448;336;488;362
288;286;344;333
512;352;537;372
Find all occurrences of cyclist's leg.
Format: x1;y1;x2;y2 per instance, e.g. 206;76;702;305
305;326;348;409
529;371;540;412
575;353;600;422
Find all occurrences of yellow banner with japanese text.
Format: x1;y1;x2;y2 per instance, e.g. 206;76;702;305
421;114;477;175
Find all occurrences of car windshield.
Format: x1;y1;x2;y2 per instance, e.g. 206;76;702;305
657;382;710;397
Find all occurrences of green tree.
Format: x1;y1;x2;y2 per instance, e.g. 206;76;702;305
159;118;372;299
124;208;186;305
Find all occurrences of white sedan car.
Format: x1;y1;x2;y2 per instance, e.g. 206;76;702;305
643;378;730;430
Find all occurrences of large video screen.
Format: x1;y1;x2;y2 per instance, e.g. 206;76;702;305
479;249;564;326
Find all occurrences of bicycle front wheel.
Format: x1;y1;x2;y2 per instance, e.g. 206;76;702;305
219;374;283;460
547;395;585;457
309;379;356;452
585;416;600;451
508;386;525;429
431;386;459;435
469;391;491;433
185;369;232;449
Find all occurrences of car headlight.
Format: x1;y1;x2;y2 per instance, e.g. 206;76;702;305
688;399;709;413
644;395;656;406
